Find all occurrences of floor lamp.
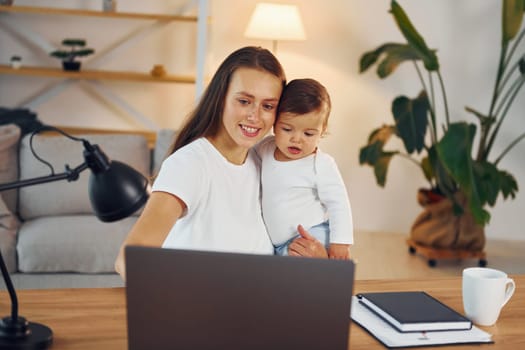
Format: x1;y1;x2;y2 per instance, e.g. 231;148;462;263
244;2;306;54
0;125;151;349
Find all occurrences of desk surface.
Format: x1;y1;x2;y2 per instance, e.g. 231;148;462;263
1;275;523;349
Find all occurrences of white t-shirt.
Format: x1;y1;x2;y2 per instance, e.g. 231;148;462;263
255;136;354;246
152;138;273;255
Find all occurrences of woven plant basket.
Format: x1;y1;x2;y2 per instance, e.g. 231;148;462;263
410;189;485;251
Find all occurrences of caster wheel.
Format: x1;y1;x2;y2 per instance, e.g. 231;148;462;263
408;246;416;254
478;259;487;267
428;259;437;267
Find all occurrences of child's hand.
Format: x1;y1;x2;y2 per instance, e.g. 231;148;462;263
328;243;351;260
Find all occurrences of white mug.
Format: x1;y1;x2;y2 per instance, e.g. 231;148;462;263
462;267;515;326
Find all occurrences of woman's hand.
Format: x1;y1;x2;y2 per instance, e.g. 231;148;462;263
288;225;328;258
328;243;351;260
115;247;126;281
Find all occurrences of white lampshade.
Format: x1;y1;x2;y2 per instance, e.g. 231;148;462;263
244;3;306;52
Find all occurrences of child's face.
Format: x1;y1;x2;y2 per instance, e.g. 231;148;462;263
273;110;326;161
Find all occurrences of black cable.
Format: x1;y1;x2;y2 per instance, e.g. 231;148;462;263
28;125;88;176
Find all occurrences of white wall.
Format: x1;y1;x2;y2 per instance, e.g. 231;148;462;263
1;0;524;241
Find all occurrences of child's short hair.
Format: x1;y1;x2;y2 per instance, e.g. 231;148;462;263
277;79;331;124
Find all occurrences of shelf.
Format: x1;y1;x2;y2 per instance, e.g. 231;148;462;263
0;5;197;22
0;65;195;84
0;1;209;130
42;126;158;149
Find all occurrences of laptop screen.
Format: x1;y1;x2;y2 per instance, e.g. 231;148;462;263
125;246;355;350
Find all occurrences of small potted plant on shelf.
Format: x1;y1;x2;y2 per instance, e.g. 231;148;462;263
9;55;22;69
50;38;95;72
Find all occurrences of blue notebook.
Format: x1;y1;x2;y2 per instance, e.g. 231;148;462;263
356;291;472;332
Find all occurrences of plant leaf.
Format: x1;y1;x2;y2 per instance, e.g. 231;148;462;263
359;126;398;187
472;162;519;206
498;170;519;199
428;145;457;195
472;161;500;206
75;49;95;57
50;51;69;59
376;45;422;78
436;122;490;225
374;153;397;187
421;156;433;183
359;126;396;164
502;0;525;44
359;142;398;187
359;43;407;73
62;39;87;46
359;141;381;165
366;125;396;144
391;91;429;154
360;51;379;74
390;0;439;71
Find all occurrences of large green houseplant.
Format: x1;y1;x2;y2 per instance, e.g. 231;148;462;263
359;0;524;249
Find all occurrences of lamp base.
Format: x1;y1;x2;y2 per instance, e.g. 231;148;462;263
0;316;52;349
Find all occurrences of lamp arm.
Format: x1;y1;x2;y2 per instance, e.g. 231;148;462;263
0;162;89;192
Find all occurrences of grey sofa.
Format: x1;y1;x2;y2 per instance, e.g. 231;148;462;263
0;124;175;290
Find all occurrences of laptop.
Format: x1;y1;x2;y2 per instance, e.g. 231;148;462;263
125;246;355;350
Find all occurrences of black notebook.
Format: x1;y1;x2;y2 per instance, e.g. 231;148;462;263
356;291;472;332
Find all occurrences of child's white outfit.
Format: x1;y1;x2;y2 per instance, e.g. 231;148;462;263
153;137;273;255
255;136;353;255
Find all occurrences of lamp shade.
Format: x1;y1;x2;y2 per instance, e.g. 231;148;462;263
244;3;306;41
81;141;150;222
89;160;150;222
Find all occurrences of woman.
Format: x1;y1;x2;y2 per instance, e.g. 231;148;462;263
115;47;327;279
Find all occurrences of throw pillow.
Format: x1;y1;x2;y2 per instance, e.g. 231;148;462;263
0;124;21;213
0;196;19;273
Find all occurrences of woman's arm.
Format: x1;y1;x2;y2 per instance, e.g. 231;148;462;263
114;191;186;280
288;225;329;258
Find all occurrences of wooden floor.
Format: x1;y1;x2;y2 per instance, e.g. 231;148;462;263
352;231;525;280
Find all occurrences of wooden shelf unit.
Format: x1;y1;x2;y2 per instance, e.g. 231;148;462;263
0;5;197;22
0;2;209;130
0;65;195;84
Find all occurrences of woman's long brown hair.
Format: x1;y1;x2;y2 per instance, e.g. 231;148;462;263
168;46;286;155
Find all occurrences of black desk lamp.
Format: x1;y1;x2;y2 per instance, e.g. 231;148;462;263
0;125;151;349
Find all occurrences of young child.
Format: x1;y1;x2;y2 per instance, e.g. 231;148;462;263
256;78;354;259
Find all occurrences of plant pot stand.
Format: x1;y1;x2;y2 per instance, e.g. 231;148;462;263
406;238;487;268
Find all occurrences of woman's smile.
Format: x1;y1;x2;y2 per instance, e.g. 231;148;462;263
240;124;261;137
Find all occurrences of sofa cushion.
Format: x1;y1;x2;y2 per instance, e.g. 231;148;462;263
0;196;19;273
18;133;150;220
17;215;135;273
0;124;21;213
